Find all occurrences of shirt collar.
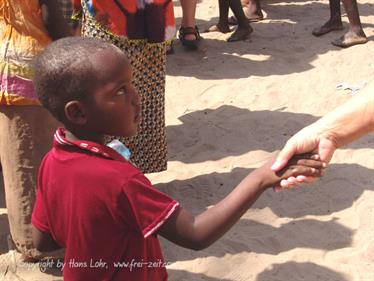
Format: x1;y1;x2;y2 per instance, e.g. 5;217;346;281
53;128;126;162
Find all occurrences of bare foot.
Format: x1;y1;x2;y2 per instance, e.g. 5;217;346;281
331;31;368;48
227;25;253;42
205;23;231;33
312;20;343;37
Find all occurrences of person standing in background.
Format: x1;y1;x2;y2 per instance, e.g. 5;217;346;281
72;0;175;174
0;0;71;261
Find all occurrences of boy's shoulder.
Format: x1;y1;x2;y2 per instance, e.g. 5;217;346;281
43;145;144;183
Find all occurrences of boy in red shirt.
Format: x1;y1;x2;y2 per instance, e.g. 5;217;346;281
31;37;325;281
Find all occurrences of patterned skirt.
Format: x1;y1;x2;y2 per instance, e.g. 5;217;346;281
81;10;167;173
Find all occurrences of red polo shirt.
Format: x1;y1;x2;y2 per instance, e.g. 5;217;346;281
32;128;179;281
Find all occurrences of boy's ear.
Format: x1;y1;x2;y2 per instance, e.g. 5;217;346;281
64;101;87;125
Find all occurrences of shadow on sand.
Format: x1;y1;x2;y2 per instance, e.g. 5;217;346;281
166;105;373;164
158;162;373;262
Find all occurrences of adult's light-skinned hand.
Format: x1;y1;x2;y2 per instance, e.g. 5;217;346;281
271;81;374;190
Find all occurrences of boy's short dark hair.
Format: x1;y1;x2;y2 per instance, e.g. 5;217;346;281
33;37;116;121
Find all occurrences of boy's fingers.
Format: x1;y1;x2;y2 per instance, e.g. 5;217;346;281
276;165;322;180
291;166;323;177
290;153;320;160
289;159;327;168
276;164;323;179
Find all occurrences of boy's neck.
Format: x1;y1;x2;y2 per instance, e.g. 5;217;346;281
64;128;105;145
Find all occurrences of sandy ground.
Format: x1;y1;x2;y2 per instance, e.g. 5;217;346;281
1;0;374;280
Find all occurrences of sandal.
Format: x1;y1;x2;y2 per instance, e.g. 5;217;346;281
178;26;202;50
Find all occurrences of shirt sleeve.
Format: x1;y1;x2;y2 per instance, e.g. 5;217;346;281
120;173;179;238
31;186;51;233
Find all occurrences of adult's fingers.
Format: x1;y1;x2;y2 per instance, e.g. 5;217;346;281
280;178;302;189
296;175;316;183
278;174;320;189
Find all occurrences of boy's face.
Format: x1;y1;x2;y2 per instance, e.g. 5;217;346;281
84;48;141;137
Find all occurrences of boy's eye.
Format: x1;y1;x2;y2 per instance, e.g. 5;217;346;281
115;88;126;96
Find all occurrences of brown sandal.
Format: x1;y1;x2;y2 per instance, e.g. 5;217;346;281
178;26;202;50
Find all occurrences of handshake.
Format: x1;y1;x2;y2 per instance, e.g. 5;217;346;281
253;153;327;191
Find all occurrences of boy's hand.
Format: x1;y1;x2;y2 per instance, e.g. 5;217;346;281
255;154;326;190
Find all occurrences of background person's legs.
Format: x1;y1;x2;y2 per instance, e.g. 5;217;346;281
0;105;59;259
311;0;367;47
333;0;367;47
312;0;343;36
179;0;201;49
206;0;253;41
180;0;198;40
227;0;253;42
228;0;264;25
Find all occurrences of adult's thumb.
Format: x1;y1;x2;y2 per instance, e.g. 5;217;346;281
317;138;336;163
271;142;296;171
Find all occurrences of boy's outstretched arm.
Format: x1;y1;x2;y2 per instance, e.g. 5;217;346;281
32;225;62;252
158;156;325;250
